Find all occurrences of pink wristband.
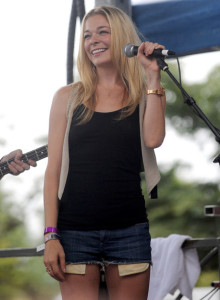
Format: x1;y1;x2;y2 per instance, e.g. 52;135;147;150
44;227;58;235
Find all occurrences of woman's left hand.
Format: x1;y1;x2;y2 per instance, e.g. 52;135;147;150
137;41;165;73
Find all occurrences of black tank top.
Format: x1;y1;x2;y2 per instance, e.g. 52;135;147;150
57;105;147;230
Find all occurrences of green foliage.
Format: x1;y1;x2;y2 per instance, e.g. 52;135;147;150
0;191;59;300
196;270;219;287
162;64;220;137
0;194;27;248
0;257;60;300
142;166;220;238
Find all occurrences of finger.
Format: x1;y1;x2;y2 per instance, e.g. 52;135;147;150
51;263;65;282
138;42;151;58
142;41;153;56
147;42;156;55
143;42;165;56
154;43;165;50
9;162;24;174
146;42;161;56
45;265;55;278
59;252;66;274
28;159;37;167
45;257;65;282
14;159;30;170
8;163;19;174
138;42;145;52
14;149;22;160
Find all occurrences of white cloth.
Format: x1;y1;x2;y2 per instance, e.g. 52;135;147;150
148;234;201;300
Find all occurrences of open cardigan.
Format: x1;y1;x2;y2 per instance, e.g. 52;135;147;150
58;85;160;200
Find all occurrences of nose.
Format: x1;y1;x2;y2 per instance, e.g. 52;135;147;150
89;33;99;45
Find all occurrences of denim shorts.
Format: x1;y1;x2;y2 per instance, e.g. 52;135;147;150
59;222;151;270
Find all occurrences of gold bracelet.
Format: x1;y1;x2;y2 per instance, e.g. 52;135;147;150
146;88;165;96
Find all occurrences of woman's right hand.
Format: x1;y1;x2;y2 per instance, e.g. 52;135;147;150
44;240;66;282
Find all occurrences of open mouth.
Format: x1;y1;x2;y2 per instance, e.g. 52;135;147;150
91;48;107;55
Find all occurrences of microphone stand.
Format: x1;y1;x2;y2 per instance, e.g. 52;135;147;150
156;56;220;165
156;56;220;300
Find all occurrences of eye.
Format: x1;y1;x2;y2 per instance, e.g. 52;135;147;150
84;34;91;40
99;30;109;35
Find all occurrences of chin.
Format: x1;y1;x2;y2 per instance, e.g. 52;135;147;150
93;59;113;68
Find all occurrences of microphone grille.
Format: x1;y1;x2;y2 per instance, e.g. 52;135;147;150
123;43;135;58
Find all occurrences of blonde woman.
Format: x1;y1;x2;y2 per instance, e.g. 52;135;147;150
43;6;166;300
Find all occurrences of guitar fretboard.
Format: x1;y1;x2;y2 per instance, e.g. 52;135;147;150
0;145;48;177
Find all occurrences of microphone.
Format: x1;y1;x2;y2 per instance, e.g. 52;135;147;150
123;43;176;58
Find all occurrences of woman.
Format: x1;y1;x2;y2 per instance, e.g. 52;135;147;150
43;6;166;300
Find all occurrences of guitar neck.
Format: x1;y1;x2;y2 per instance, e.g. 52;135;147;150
0;145;48;177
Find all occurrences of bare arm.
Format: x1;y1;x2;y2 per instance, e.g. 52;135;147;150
43;85;72;282
137;41;166;148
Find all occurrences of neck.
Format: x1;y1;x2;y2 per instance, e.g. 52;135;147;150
96;65;123;89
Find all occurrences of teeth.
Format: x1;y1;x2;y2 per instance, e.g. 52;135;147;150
92;49;106;55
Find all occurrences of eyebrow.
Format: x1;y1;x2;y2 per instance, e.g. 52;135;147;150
84;26;110;33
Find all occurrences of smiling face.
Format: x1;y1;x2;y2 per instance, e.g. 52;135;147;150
84;14;112;68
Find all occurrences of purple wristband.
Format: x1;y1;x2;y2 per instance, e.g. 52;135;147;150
44;227;58;235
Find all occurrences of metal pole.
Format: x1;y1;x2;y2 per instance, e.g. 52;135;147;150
67;0;77;84
66;0;86;84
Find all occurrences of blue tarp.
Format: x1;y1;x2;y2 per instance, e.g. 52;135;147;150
132;0;220;56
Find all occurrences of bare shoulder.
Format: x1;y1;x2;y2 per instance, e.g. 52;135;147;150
52;82;81;108
52;84;72;105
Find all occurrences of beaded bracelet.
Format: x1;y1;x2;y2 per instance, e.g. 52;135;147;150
44;233;60;243
44;226;58;235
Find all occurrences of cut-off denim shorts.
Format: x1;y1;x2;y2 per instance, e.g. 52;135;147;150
59;222;151;276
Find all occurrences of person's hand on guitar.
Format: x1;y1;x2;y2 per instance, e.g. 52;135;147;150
0;149;37;177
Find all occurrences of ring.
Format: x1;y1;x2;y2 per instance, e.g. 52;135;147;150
45;267;52;274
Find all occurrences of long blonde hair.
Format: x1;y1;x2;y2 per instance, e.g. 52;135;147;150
70;5;146;123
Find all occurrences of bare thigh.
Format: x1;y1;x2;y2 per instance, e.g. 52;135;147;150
59;264;100;300
105;264;150;300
